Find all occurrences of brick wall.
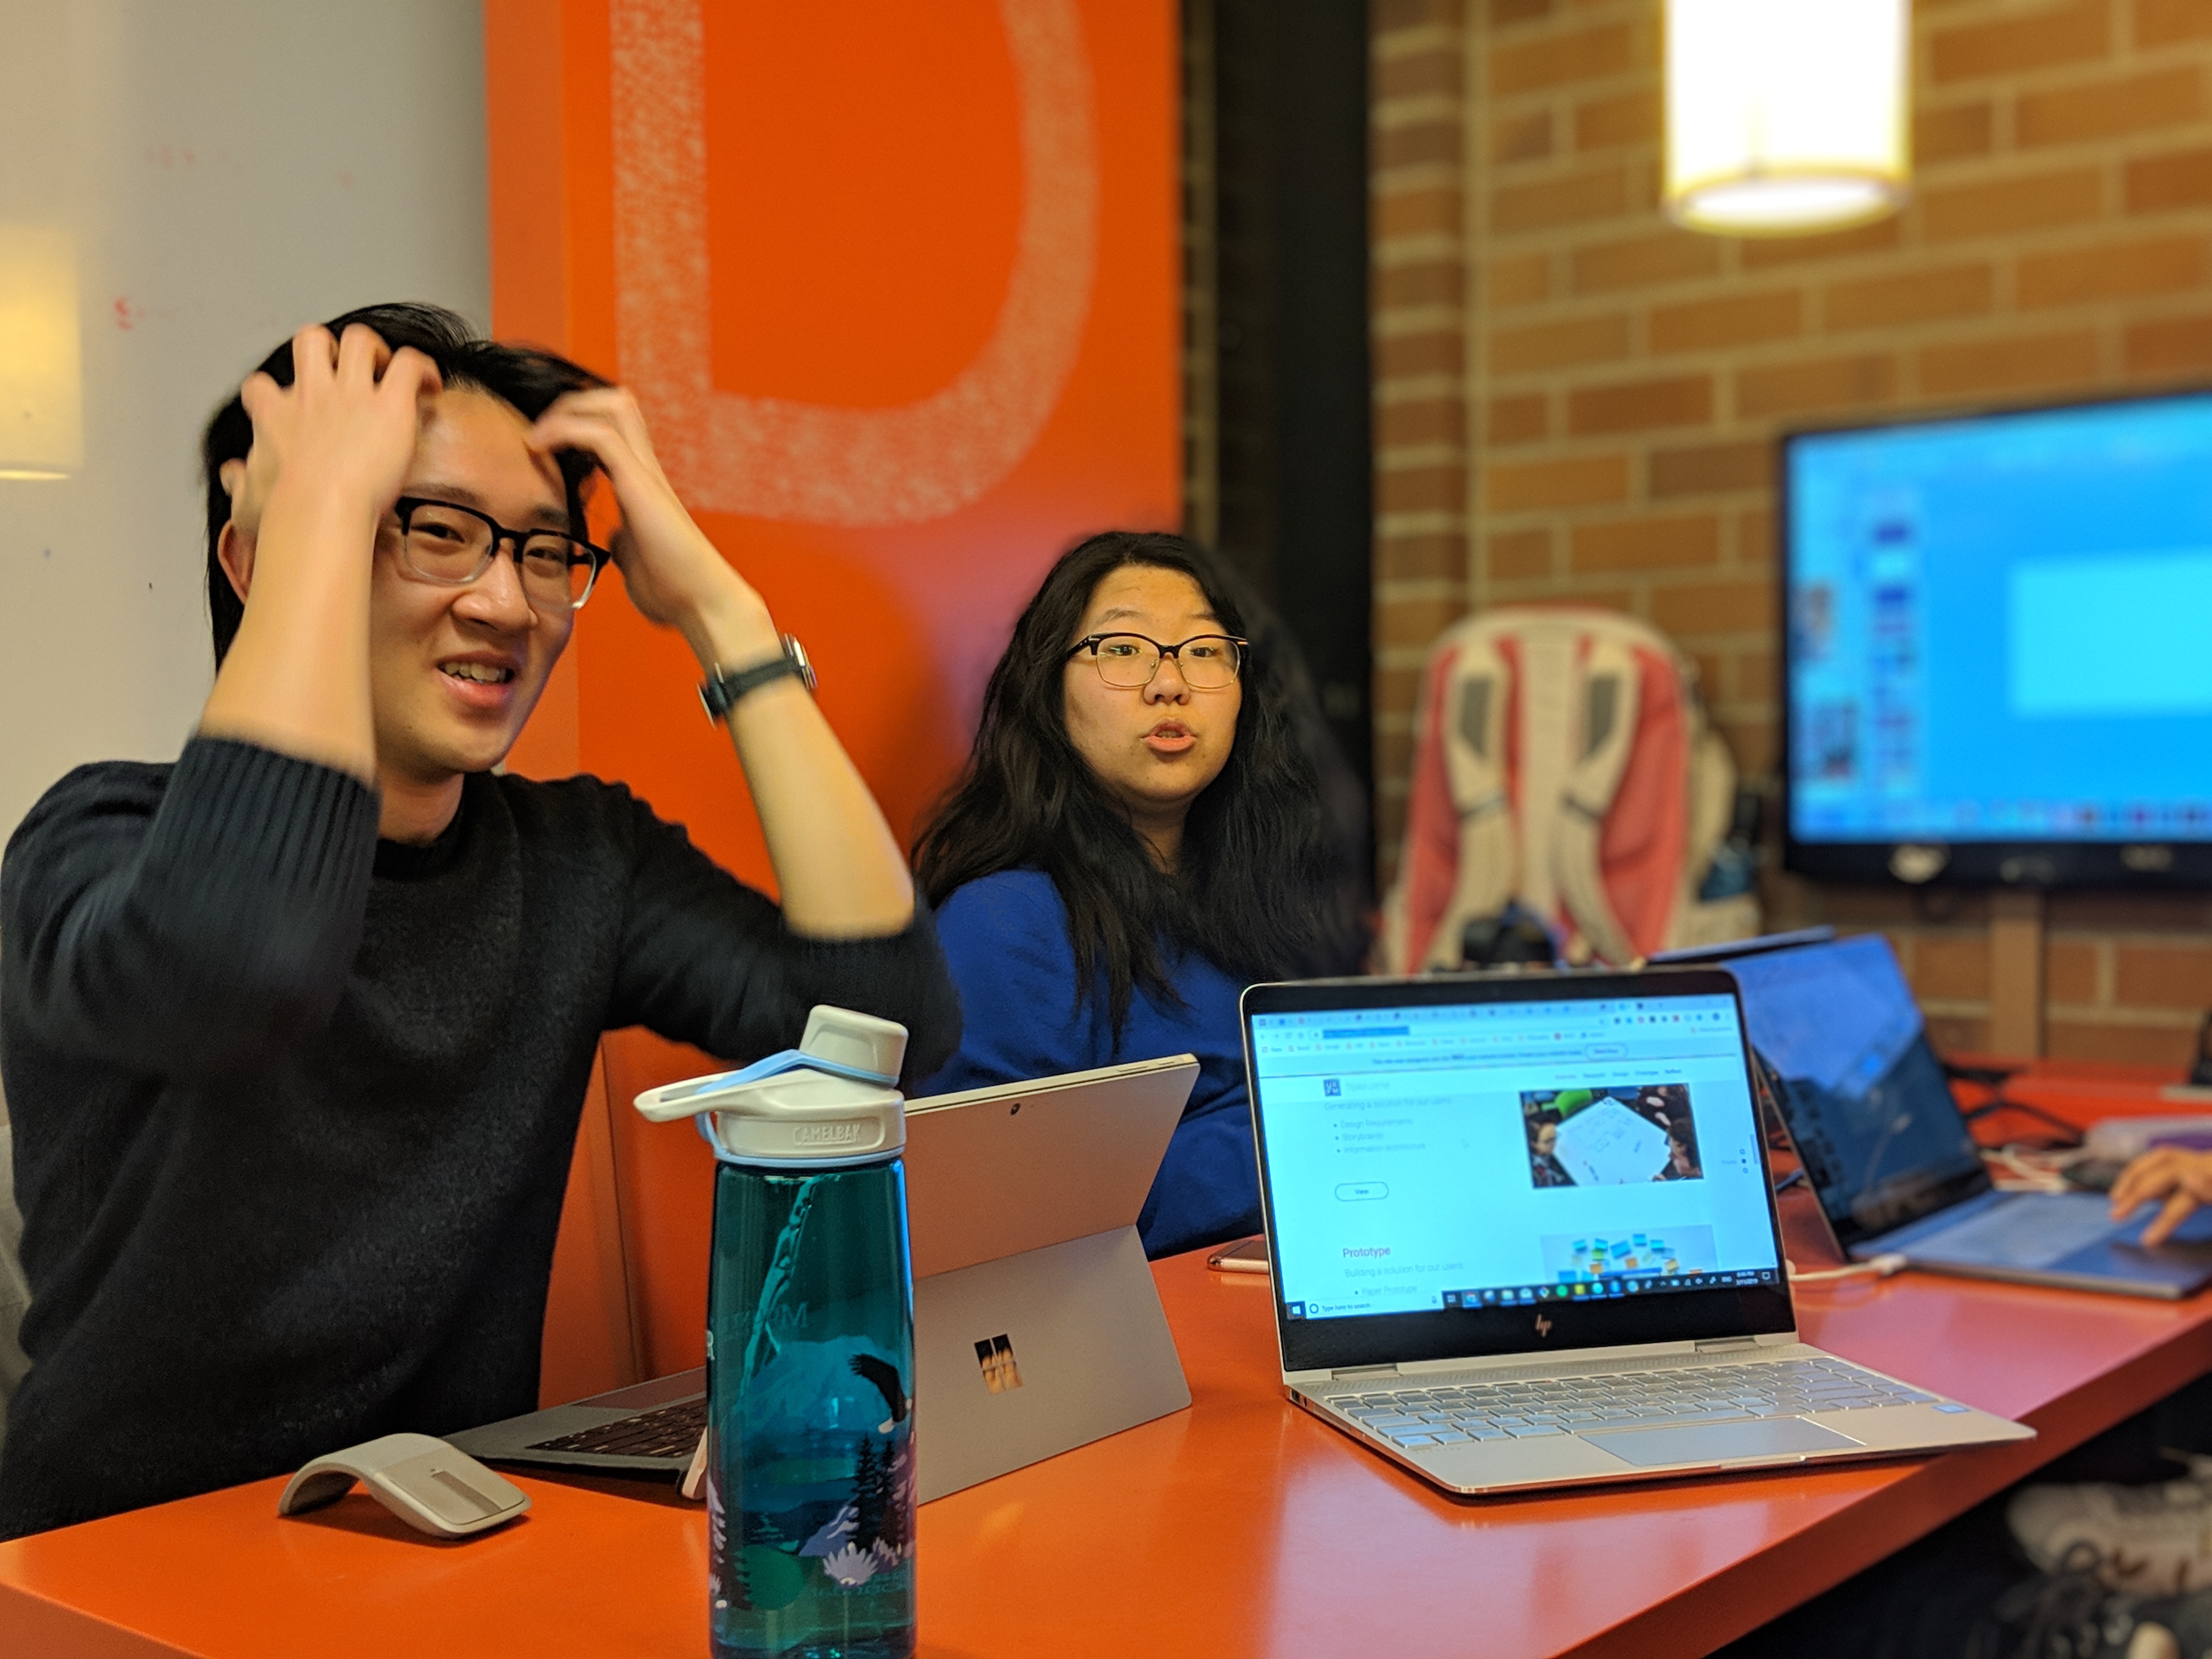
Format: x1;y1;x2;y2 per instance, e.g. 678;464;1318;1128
1374;0;2212;1064
1373;0;1473;867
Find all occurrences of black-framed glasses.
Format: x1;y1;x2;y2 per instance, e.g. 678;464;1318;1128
388;496;612;612
1068;631;1248;690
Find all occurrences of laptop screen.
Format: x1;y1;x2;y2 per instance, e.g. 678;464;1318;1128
1723;934;1989;1249
1244;970;1793;1376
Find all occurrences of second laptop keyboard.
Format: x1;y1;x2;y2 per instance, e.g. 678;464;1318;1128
525;1396;707;1460
1333;1356;1942;1449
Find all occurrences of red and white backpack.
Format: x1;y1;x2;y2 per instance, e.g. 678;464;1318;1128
1381;607;1759;972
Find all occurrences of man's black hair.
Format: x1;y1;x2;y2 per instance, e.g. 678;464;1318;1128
200;302;607;667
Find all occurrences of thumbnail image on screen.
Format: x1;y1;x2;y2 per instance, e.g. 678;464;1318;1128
1521;1084;1702;1187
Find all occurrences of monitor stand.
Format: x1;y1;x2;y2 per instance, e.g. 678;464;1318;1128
1988;889;2045;1059
914;1224;1190;1504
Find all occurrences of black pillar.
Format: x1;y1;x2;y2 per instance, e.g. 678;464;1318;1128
1209;0;1375;827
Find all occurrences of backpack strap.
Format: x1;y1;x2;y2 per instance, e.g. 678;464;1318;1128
1429;628;1517;967
1381;635;1471;970
1509;623;1581;932
1551;634;1643;966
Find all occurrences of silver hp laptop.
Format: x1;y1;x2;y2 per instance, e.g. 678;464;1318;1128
1725;934;2212;1300
454;1056;1198;1500
1240;968;2031;1496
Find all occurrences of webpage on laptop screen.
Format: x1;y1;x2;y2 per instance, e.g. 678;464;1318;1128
1251;994;1781;1321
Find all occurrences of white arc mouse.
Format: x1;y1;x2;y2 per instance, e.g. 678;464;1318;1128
278;1433;531;1539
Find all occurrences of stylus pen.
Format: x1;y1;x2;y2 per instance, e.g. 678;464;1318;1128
1772;1169;1805;1194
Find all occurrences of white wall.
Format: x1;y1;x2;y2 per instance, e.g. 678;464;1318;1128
0;1;489;844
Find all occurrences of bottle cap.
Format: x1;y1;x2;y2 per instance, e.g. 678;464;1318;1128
630;1006;909;1168
692;1069;906;1166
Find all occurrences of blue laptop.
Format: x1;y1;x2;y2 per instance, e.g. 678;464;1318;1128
1719;934;2212;1300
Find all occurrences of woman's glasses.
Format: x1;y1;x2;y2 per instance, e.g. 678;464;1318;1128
388;496;611;611
1068;632;1248;690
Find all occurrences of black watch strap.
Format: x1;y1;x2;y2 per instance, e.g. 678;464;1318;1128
700;635;815;720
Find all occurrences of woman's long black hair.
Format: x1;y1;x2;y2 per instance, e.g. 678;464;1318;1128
915;530;1369;1035
201;302;606;667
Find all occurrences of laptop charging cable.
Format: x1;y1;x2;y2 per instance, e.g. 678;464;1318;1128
1786;1254;1908;1284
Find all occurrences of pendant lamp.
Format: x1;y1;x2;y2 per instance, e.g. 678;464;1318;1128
1665;0;1911;238
0;225;82;479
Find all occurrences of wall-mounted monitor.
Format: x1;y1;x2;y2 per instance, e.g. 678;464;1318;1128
1782;388;2212;888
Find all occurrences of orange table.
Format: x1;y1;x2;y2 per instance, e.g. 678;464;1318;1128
8;1167;2212;1659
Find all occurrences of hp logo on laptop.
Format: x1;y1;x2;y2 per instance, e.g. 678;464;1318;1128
1534;1314;1554;1338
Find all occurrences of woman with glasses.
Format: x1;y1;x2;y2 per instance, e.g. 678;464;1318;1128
0;304;957;1539
913;531;1365;1260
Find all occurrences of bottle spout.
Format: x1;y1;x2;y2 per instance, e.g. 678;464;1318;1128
629;1006;909;1167
799;1006;907;1083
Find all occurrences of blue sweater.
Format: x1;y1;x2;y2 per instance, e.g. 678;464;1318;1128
918;869;1260;1259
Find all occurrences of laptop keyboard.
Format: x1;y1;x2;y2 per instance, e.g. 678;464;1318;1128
1331;1357;1940;1449
524;1396;706;1459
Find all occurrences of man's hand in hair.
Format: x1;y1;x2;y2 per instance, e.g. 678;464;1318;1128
199;324;441;785
223;323;443;544
527;386;778;669
2110;1146;2212;1246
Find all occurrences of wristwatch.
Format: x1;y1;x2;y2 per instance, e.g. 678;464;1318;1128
700;634;816;721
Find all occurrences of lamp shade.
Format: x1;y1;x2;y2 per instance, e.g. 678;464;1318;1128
0;225;82;478
1664;0;1911;238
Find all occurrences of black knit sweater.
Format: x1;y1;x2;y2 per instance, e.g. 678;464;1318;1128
0;737;959;1538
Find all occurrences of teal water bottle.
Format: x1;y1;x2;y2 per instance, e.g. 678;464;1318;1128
635;1007;917;1659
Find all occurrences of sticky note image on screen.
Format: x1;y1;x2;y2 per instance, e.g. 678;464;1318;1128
1541;1226;1717;1284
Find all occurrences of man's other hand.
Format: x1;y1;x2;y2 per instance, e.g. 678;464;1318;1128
527;387;777;669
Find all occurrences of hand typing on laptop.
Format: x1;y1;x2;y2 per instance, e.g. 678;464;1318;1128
2109;1149;2212;1246
1723;934;2212;1300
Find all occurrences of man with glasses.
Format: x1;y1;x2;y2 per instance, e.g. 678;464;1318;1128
0;304;959;1537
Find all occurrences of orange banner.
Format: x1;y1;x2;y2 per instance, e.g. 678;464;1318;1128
487;0;1180;885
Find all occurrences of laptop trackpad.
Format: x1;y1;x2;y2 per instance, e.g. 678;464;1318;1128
1585;1417;1863;1467
1916;1192;2121;1269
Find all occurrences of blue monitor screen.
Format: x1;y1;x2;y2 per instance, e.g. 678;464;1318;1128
1785;392;2212;850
